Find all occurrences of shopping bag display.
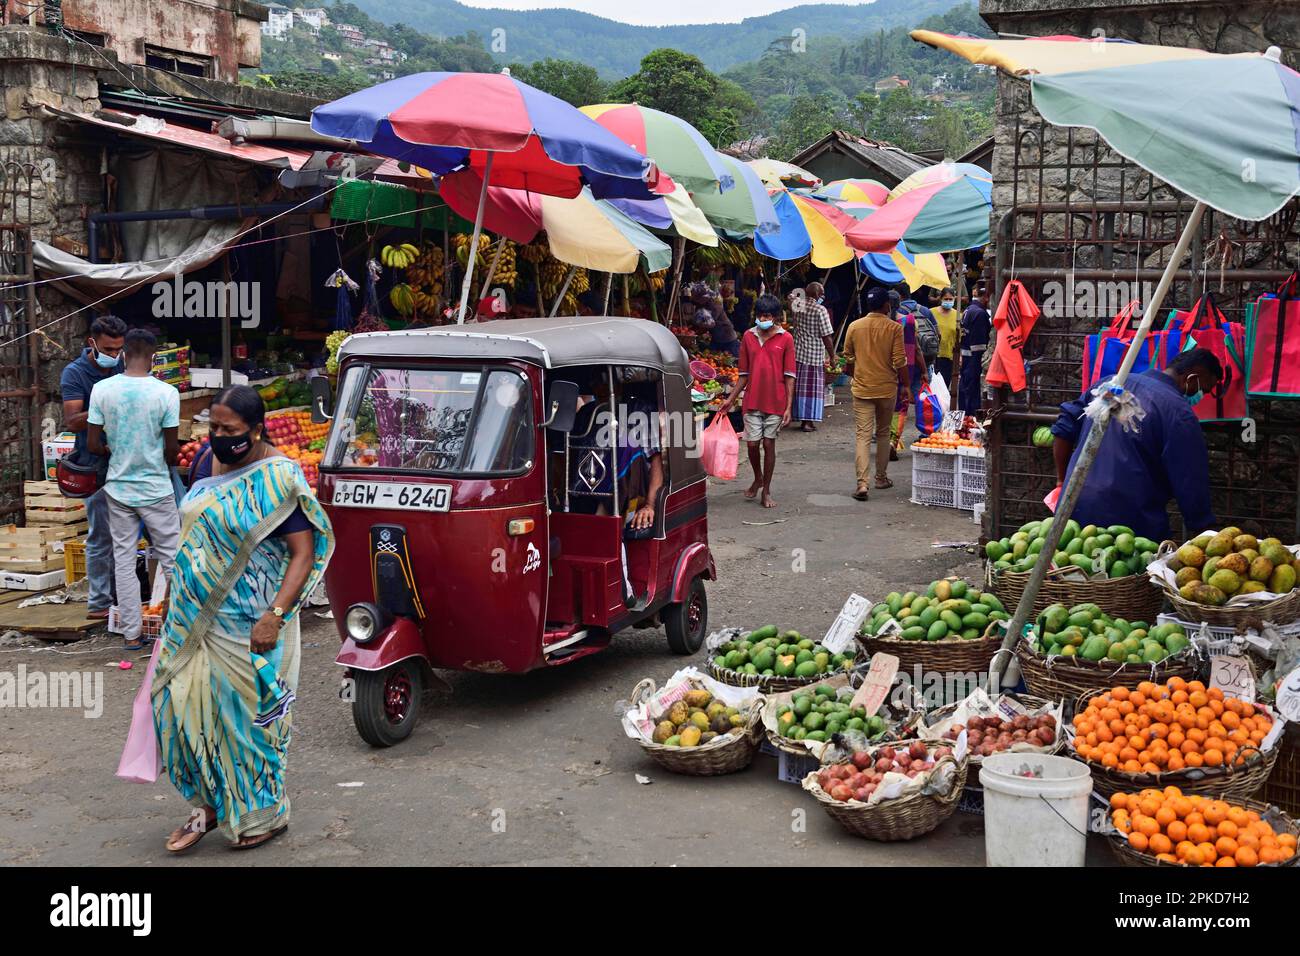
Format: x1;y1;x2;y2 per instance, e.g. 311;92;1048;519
1082;300;1181;391
700;411;739;480
1246;273;1300;399
1167;293;1249;422
914;384;943;437
115;636;164;784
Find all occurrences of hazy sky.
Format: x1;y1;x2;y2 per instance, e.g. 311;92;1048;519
456;0;877;27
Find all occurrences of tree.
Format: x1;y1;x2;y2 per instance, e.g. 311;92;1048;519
767;93;842;161
509;59;606;106
609;49;756;146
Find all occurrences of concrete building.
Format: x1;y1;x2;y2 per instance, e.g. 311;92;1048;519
263;3;294;40
295;7;330;33
873;75;910;93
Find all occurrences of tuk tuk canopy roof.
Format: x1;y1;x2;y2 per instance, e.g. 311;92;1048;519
336;317;693;380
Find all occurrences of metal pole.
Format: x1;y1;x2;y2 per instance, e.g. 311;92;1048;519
549;265;576;317
477;236;507;305
456;153;494;324
622;273;631;316
665;236;687;326
990;201;1208;685
602;271;613;314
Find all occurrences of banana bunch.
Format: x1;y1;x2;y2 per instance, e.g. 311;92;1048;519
407;242;446;295
410;288;442;314
389;283;415;316
693;239;757;270
381;243;419;269
571;267;590;295
538;258;569;299
518;241;548;264
493;239;518;286
452;232;492;270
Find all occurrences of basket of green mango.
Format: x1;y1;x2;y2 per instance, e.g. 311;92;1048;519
1015;603;1200;702
857;578;1011;675
705;625;855;692
985;518;1166;623
762;675;923;759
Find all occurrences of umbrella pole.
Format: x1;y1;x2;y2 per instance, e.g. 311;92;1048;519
989;201;1208;688
623;273;631;316
602;271;613;314
477;236;507;306
549;265;577;317
643;266;660;323
665;236;687;326
456;153;494;324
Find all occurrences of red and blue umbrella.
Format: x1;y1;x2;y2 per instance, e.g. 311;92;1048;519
311;71;655;200
846;162;992;255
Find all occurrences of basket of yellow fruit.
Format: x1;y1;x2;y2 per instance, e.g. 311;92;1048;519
1148;528;1300;630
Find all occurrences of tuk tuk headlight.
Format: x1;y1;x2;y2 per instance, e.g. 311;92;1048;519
345;603;390;643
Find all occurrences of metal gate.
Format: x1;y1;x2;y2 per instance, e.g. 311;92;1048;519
0;161;44;524
985;116;1300;540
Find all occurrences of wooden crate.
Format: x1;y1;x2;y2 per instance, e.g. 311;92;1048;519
23;480;63;496
26;503;88;524
0;554;65;573
0;524;72;573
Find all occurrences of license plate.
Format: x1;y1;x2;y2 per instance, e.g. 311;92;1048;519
332;480;451;512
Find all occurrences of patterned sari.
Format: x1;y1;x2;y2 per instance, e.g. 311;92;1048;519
152;456;333;842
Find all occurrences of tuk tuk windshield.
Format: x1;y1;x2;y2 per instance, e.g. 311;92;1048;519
326;364;533;474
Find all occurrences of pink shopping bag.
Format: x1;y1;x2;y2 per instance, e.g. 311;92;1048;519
115;636;164;784
700;411;739;480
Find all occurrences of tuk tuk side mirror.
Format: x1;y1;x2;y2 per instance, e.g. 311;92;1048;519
310;376;334;423
545;379;580;432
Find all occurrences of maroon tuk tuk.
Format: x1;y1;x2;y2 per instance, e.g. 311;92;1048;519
313;317;714;746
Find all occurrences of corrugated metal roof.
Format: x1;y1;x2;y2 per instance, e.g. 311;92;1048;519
791;130;931;184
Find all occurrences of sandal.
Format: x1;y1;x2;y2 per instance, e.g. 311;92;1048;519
874;478;895;490
166;809;217;853
231;824;288;851
852;486;870;501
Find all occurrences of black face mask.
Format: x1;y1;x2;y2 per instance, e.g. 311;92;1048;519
211;430;254;465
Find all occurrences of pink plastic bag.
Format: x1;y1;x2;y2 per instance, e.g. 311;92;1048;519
700;411;739;481
116;637;163;784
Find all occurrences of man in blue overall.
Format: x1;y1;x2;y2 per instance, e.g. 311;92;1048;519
958;285;991;413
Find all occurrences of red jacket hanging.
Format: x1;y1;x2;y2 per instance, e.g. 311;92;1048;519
986;279;1041;393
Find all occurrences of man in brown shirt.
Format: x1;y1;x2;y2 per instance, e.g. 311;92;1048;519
842;286;908;500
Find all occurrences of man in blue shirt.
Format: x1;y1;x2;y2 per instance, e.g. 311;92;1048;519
1050;348;1222;541
958;285;991;413
59;314;126;618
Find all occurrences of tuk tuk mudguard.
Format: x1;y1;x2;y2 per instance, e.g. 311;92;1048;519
336;615;428;673
670;542;715;603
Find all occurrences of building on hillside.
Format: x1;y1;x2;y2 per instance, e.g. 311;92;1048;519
295;7;330;33
973;0;1300;540
263;4;293;40
873;75;910;93
719;135;770;161
789;130;930;189
336;23;365;47
322;51;342;62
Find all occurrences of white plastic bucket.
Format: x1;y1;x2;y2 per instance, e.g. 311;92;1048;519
979;753;1092;867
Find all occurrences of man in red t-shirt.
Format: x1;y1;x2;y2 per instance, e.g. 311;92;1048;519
720;294;795;508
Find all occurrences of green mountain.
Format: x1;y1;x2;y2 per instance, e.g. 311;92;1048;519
345;0;971;77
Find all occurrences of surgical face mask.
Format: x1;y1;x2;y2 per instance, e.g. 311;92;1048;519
815;296;824;305
211;430;254;464
755;318;775;331
941;300;954;309
1184;375;1204;406
92;347;119;369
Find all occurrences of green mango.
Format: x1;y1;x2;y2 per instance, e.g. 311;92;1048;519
794;660;819;678
927;621;949;641
962;612;989;630
1080;636;1109;661
801;711;825;731
1165;633;1190;656
1115;533;1136;556
985;540;1008;561
940;610;963;632
752;648;775;671
795;649;814;664
792;696;813;717
919;607;940;628
983;594;1005;613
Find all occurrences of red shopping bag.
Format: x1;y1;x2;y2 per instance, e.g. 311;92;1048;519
116;637;163;784
1081;300;1180;391
1247;273;1300;399
914;384;943;436
700;411;739;481
1169;294;1248;422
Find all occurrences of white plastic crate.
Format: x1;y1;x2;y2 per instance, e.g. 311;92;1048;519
957;486;987;512
777;750;820;785
910;449;958;508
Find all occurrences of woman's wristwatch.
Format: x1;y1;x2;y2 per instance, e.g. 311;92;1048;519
270;605;286;626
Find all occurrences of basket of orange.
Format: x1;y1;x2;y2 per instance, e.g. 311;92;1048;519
1069;678;1279;802
1108;788;1298;867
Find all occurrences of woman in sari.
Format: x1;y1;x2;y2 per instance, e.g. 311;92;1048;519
155;385;333;852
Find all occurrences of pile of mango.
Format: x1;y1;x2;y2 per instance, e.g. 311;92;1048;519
864;579;1009;642
987;519;1159;579
1169;528;1300;606
775;684;887;744
650;689;749;748
1034;602;1190;662
711;626;853;679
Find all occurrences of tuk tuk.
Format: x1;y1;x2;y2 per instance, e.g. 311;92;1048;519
313;317;714;746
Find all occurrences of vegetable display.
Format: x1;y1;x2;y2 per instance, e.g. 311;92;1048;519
1032;603;1188;662
987;519;1158;579
863;579;1007;642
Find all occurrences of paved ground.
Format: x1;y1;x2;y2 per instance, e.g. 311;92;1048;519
0;399;1107;866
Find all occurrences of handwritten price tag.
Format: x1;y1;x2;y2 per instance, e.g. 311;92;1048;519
1209;654;1256;704
850;652;899;715
821;593;871;655
1276;666;1300;724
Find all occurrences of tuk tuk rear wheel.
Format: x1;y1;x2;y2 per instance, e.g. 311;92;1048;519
352;662;423;747
665;575;708;655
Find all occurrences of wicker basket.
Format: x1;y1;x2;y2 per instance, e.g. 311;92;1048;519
1261;722;1300;817
626;679;762;776
802;745;968;841
856;626;1004;677
1107;796;1299;867
1014;638;1200;704
1165;587;1300;632
922;692;1064;784
987;563;1165;623
705;659;827;693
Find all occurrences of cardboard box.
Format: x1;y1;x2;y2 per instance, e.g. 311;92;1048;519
42;432;76;480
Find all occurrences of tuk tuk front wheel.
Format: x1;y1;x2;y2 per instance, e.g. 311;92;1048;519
665;575;708;655
352;662;424;747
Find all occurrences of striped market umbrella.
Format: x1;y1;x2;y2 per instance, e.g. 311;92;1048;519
814;178;891;206
856;240;950;292
747;158;822;190
606;179;719;246
754;191;859;268
845;162;992;255
580;103;734;194
692;153;781;238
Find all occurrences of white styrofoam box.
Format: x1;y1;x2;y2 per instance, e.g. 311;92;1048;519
190;368;249;388
0;568;66;591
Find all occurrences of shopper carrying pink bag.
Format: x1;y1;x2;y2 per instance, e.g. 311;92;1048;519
700;411;739;480
115;636;163;784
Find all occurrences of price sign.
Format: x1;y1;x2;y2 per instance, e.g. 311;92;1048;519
1209;654;1256;704
1276;666;1300;724
850;652;899;716
821;593;871;655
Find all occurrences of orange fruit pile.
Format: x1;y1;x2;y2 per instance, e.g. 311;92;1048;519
1073;679;1271;774
912;431;980;451
1111;787;1295;866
